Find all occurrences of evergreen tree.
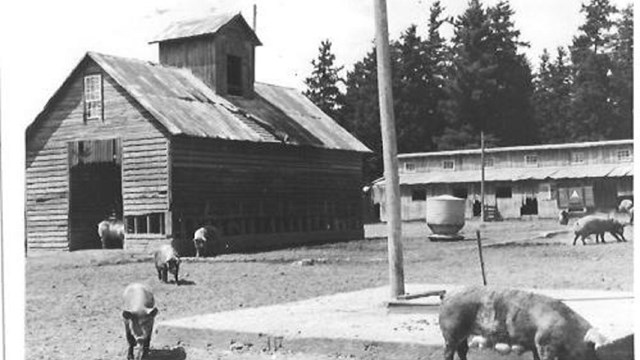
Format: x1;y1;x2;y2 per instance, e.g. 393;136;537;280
569;0;618;140
435;0;535;150
533;47;573;143
608;4;633;139
341;2;450;180
303;40;345;122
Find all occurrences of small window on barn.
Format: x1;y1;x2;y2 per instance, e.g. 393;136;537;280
84;74;103;121
496;186;512;198
443;160;455;170
125;213;165;234
404;162;416;172
524;154;538;167
227;55;243;96
617;149;632;162
412;188;427;201
571;152;585;164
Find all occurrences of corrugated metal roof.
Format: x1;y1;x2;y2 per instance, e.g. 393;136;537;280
88;52;369;152
253;83;372;152
398;139;634;159
149;12;261;45
374;164;633;187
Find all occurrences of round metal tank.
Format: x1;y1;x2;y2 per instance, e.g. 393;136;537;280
426;195;465;241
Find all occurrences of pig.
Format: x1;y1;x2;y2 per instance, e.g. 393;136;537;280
618;199;633;224
98;219;125;249
193;225;225;257
122;283;158;360
438;286;605;360
153;244;180;284
572;215;626;245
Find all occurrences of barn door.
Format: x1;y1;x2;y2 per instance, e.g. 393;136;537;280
68;139;123;250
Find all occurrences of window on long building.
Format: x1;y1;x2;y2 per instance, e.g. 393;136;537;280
443;160;455;170
617;149;632;162
84;74;103;120
571;152;585;164
524;154;538;166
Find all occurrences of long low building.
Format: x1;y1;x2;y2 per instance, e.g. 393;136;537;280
370;139;633;221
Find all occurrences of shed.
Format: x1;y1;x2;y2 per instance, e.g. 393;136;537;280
26;13;370;252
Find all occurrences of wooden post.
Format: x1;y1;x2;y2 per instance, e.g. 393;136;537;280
476;230;487;285
373;0;405;298
480;130;485;222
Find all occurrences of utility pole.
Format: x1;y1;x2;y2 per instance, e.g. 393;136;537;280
480;130;485;222
252;4;257;32
373;0;405;298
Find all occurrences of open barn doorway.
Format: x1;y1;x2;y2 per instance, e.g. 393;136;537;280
68;139;122;250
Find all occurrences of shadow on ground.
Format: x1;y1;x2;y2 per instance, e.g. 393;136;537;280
147;347;187;360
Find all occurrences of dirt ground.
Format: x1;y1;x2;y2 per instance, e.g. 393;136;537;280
25;219;633;360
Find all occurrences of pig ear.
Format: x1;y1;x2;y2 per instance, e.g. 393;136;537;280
148;307;158;317
122;311;134;320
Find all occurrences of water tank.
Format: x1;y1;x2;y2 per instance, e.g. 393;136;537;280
426;195;466;241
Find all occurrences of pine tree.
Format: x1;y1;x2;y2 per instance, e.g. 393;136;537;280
303;40;345;122
608;4;633;139
341;3;450;180
569;0;618;140
435;0;535;150
533;47;573;143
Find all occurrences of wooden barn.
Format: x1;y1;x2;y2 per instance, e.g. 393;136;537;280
26;13;370;252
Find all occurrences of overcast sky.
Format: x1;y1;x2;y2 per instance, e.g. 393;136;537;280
0;0;633;131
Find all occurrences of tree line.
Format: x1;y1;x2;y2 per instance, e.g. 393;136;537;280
303;0;633;181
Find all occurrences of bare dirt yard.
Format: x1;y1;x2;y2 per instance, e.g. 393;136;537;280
26;219;633;360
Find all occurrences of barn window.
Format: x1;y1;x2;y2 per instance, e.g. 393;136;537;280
84;74;103;120
227;55;243;96
125;213;165;234
443;160;455;170
617;149;631;162
496;186;512;198
524;154;538;166
411;188;427;201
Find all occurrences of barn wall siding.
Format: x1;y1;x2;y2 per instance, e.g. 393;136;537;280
170;137;364;248
26;60;170;251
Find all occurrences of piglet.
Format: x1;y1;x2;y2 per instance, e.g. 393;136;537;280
153;244;180;285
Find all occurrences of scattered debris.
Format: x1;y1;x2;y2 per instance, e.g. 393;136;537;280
291;258;329;266
229;340;253;352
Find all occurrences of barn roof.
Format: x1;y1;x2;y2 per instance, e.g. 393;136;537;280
371;163;633;187
149;12;261;45
83;52;368;152
398;139;633;159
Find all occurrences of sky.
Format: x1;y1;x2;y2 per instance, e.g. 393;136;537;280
0;1;636;357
